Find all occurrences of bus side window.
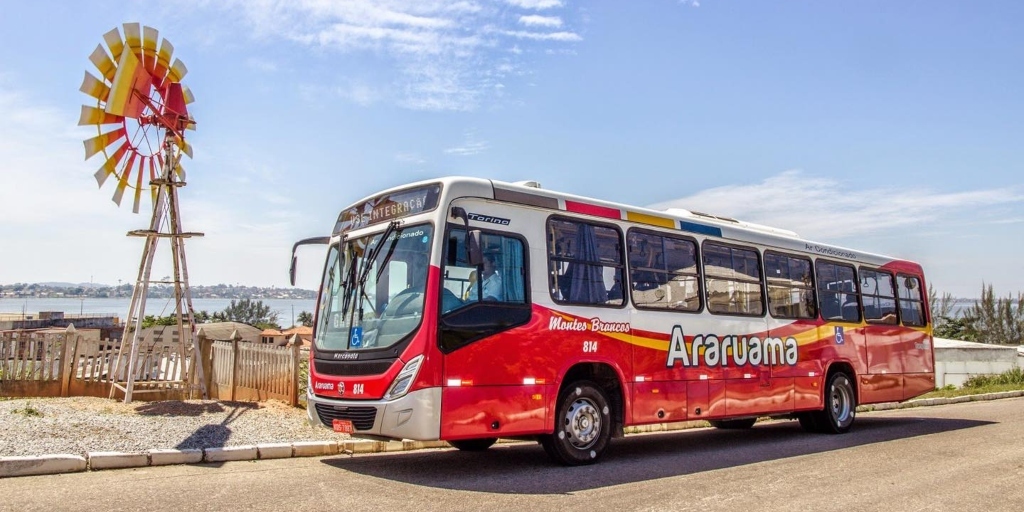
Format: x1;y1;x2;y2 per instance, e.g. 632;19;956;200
897;274;926;327
815;260;860;322
442;228;528;314
547;217;625;307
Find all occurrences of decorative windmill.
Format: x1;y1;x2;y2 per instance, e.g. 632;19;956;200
79;23;206;402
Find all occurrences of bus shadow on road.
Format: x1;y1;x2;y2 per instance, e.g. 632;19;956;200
321;416;993;494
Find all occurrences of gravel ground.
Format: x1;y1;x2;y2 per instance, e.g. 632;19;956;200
0;397;346;457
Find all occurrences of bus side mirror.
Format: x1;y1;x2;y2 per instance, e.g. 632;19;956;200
290;236;331;286
289;255;298;287
468;230;483;266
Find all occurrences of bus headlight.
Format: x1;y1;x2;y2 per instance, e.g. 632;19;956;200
383;355;423;401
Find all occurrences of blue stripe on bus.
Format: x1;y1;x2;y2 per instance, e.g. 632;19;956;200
679;221;722;237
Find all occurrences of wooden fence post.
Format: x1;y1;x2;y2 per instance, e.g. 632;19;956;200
198;332;214;400
230;330;240;401
289;335;301;407
60;324;78;397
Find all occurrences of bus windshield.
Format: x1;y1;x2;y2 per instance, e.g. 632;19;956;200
315;223;434;352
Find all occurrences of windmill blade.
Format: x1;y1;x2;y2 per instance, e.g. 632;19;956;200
123;23;142;53
154;38;175;86
94;143;128;188
142;26;159;72
132;156;146;213
78;105;120;126
149;157;159;205
103;27;124;63
182;85;195;104
168;58;188;83
106;47;149;118
112;151;138;206
177;138;193;159
83;127;126;160
79;72;111;103
175;161;186;181
89;44;116;82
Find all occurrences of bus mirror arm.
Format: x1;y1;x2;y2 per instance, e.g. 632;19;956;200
450;207;484;266
290;236;331;286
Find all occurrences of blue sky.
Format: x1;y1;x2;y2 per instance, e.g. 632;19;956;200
0;0;1021;297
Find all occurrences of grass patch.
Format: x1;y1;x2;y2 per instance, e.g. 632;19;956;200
919;367;1024;399
11;402;44;418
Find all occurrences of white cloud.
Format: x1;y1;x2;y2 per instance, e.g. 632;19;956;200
245;57;278;72
519;15;562;27
502;30;582;42
648;170;1023;241
444;131;489;156
202;0;579;111
506;0;563;9
395;152;427;164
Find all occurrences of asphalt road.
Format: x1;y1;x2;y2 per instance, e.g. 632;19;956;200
3;398;1023;512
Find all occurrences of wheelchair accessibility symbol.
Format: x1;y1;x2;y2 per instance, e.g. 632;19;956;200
835;326;845;345
350;327;363;348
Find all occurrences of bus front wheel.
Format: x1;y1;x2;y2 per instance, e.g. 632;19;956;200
540;381;612;465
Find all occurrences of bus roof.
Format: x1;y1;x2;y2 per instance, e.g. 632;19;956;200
348;176;922;271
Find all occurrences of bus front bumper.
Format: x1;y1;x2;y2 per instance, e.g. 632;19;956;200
306;387;442;441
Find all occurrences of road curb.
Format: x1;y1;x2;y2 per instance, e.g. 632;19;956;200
0;454;87;478
860;389;1024;412
2;391;1021;478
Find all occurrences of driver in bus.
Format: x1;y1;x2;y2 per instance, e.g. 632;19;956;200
467;252;503;301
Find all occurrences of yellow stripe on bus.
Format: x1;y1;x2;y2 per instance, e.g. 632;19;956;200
625;211;675;229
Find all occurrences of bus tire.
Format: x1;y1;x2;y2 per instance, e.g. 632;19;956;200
449;438;497;451
814;371;856;434
540;381;611;465
709;418;757;430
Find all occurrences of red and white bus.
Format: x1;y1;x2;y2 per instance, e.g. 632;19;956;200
292;177;934;465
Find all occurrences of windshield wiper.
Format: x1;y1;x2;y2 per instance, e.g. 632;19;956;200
344;221;401;340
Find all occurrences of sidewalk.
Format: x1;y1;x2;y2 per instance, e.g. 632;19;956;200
3;390;1022;478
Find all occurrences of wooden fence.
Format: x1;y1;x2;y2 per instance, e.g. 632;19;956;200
1;329;305;406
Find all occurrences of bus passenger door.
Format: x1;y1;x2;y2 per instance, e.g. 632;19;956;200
722;316;775;418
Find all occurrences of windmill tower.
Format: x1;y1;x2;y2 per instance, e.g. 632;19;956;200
78;23;206;402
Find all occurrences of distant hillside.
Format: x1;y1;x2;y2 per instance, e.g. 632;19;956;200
1;283;317;299
37;282;111;289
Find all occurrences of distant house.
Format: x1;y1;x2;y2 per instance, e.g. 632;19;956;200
260;328;285;345
259;326;312;347
195;322;262;343
282;325;313;347
139;321;262;346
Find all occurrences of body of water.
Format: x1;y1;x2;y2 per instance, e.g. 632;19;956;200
0;297;317;326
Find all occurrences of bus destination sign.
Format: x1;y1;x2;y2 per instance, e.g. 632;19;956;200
334;184;441;234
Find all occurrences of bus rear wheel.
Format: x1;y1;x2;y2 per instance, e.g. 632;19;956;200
449;438;497;451
709;418;757;430
540;381;611;465
805;371;856;434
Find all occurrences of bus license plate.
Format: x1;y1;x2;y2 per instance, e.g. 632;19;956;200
332;419;354;434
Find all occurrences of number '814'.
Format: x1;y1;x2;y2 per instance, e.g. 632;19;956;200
582;341;598;353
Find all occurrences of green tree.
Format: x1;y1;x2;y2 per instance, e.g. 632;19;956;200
219;299;281;330
963;284;1024;345
928;285;961;337
297;311;314;327
140;315;178;328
